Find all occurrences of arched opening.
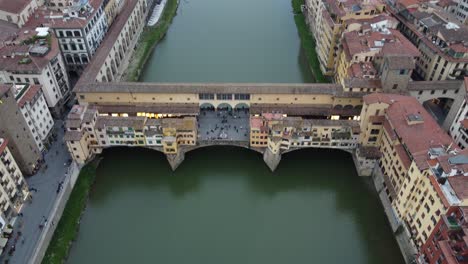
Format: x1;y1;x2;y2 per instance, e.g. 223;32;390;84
106;67;113;82
423;98;455;125
343;105;354;110
216;103;233;111
234;103;249;110
200;103;215;111
73;54;81;64
334;104;343;110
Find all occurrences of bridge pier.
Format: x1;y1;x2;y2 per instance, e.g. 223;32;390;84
263;148;282;172
166;150;186;171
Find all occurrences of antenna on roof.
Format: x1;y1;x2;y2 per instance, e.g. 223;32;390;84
446;142;453;153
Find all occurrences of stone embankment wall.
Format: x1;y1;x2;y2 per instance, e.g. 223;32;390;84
28;162;80;264
371;166;418;264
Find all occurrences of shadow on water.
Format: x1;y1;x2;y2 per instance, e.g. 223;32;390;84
89;147;404;264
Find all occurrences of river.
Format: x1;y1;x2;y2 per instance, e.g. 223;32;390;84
140;0;314;83
67;148;403;264
66;0;404;263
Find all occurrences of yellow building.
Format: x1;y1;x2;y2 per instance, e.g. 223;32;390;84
64;105;198;162
359;93;468;248
249;116;269;147
306;0;387;76
251;113;360;153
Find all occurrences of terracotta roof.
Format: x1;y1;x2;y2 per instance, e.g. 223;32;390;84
0;33;61;73
386;96;453;170
24;0;104;29
363;93;410;105
63;131;83;141
17;85;41;107
77;82;344;95
448;176;468;201
0;0;32;14
395;144;412;169
385;55;415;70
95;116;146;130
365;93;454;170
161;117;197;131
344;78;382;89
407;80;463;91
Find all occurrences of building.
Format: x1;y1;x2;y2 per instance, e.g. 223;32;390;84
0;28;71;115
74;0;148;84
336;24;419;87
359;93;466;248
250;113;360;154
0;138;29;222
26;0;109;73
64;104;197;164
0;0;40;27
45;0;71;11
449;78;468;149
390;1;468;81
304;0;387;76
455;0;468;25
0;84;54;174
418;206;468;264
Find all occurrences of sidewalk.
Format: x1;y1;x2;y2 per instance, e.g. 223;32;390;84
0;121;71;264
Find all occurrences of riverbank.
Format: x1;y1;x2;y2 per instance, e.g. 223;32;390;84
124;0;179;81
41;162;97;264
291;0;328;83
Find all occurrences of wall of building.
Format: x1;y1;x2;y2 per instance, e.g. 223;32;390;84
0;0;39;27
0;91;41;175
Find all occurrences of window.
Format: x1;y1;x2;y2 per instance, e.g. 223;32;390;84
234;94;250;100
216;94;232;100
399;69;406;75
199;93;214;100
392;84;398;90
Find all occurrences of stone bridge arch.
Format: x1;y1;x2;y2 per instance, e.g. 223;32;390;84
409;80;465;130
90;142;361;174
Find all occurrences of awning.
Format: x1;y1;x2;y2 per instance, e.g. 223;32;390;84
0;237;8;248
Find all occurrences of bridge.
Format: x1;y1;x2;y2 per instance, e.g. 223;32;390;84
66;79;466;175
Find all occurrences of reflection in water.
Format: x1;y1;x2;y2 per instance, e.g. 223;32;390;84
67;147;404;264
140;0;314;83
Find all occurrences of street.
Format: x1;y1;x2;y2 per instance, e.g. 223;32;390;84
0;121;71;264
